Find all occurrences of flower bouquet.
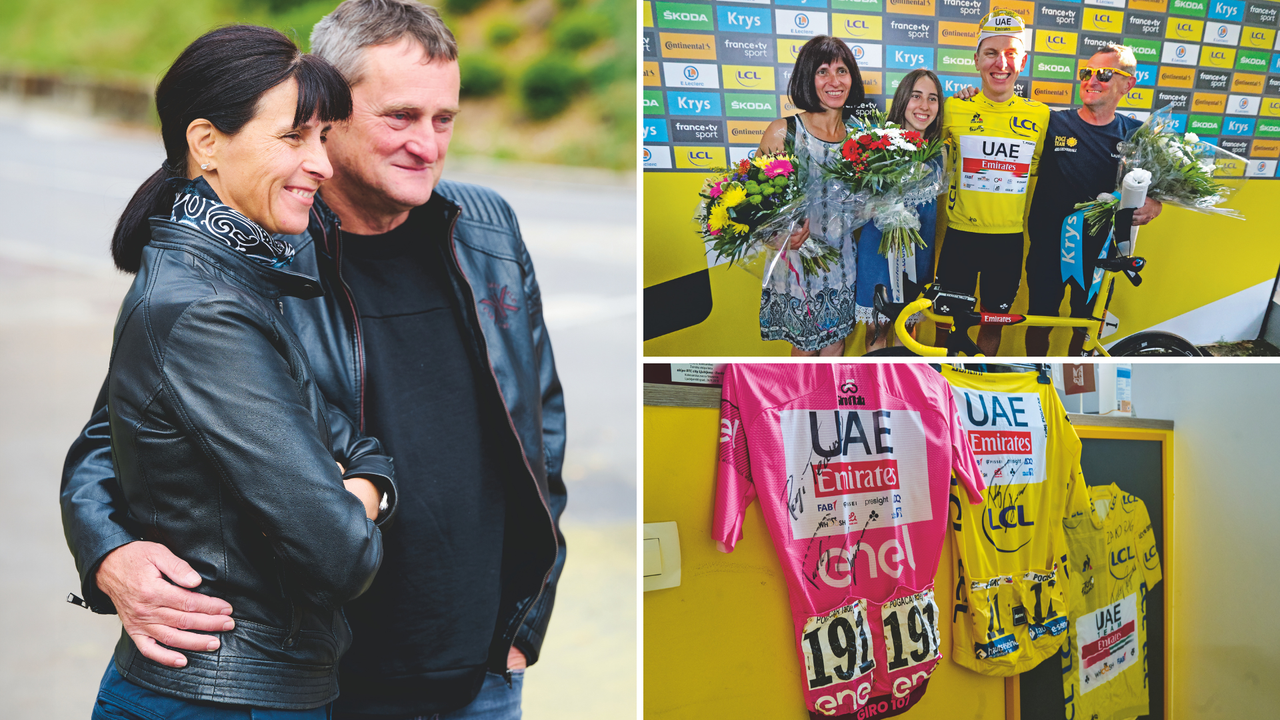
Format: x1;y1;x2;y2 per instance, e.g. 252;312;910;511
1074;105;1246;234
821;111;948;257
695;153;840;276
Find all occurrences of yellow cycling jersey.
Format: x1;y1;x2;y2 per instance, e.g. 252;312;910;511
1062;483;1162;720
942;94;1050;234
941;365;1088;676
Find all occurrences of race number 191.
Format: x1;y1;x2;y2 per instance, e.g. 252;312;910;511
802;600;876;690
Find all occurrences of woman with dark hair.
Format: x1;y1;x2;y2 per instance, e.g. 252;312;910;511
757;36;869;356
90;25;395;718
856;68;946;352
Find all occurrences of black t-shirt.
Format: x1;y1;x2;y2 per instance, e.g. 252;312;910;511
1028;109;1142;246
336;208;507;712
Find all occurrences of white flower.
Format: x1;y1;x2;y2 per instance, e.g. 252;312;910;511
1184;132;1199;144
1097;193;1114;203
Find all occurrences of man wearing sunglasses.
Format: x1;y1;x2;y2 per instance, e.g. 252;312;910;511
1023;44;1164;356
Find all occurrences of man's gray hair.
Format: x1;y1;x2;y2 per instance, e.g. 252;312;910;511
311;0;458;86
1093;43;1137;74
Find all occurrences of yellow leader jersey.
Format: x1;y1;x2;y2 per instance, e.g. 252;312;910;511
941;365;1088;676
942;94;1050;234
1062;483;1162;720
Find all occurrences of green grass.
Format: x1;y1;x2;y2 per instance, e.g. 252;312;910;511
0;0;634;170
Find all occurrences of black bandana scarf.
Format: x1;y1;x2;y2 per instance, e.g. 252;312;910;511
169;177;296;267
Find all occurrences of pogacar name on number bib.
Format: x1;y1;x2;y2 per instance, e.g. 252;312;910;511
958;136;1038;195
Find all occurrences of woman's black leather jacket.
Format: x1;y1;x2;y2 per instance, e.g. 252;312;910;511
104;217;396;709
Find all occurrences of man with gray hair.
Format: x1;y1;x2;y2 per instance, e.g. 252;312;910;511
61;1;566;718
1023;43;1164;355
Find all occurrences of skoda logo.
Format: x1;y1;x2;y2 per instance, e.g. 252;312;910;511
796;13;810;28
643;148;652;161
684;66;699;81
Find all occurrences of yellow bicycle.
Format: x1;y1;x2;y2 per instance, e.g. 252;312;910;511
868;210;1204;357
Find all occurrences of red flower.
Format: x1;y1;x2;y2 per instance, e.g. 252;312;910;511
903;130;923;144
857;134;874;146
841;139;862;162
738;159;751;173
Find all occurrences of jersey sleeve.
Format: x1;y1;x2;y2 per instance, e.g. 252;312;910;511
1134;496;1162;589
713;368;756;552
1065;463;1091;520
947;390;986;504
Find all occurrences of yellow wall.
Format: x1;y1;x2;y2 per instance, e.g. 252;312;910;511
643;403;1006;719
643;174;1280;356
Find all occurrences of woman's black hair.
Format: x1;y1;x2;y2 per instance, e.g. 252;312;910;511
787;36;865;118
112;25;353;273
887;68;944;142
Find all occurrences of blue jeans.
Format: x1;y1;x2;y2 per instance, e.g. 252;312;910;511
92;661;332;720
416;671;524;720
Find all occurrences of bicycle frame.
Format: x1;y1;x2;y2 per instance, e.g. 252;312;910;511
888;263;1134;357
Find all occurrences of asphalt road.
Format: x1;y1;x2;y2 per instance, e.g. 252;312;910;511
0;99;636;719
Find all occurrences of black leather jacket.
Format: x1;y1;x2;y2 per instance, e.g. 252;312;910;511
96;218;396;708
61;180;566;710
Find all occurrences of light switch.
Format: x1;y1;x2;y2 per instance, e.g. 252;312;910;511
643;521;681;592
643;538;663;576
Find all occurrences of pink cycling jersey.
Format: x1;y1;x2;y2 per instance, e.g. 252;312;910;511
714;364;984;719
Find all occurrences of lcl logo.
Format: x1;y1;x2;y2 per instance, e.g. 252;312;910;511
687;151;716;166
846;19;869;33
683;66;699;81
1011;116;1038;132
737;70;762;83
1047;34;1065;46
796;13;810;28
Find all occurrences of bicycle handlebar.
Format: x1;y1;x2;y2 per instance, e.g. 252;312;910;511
894;298;948;356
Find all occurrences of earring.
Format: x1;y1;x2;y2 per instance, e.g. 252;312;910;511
201;163;210;170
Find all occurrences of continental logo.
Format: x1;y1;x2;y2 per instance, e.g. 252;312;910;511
659;32;716;60
779;94;802;117
886;0;936;16
1119;88;1154;109
992;0;1035;25
674;146;726;169
834;13;883;40
939;21;980;47
1232;73;1264;93
723;65;775;91
1242;27;1276;50
1252;138;1280;156
1031;82;1073;104
727;121;770;144
862;71;884;94
1165;18;1204;40
1158;65;1195;87
1035;30;1079;56
1201;47;1236;69
1084;8;1123;33
643;62;659;87
1192;92;1227;112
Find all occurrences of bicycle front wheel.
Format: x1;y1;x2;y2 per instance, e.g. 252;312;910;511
1109;331;1205;357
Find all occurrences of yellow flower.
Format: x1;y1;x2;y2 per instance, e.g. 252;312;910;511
752;153;772;170
708;203;729;231
728;220;749;234
719;185;747;208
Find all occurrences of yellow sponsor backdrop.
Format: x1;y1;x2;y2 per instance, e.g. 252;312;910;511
1241;27;1276;50
886;0;937;16
1129;0;1168;10
1166;18;1204;41
1120;88;1154;110
643;403;1007;719
938;21;980;47
1232;73;1265;94
643;62;660;87
722;65;776;92
643;173;1280;356
1158;66;1195;88
1201;47;1236;69
834;13;883;40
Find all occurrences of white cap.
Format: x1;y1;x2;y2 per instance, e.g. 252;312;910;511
976;10;1027;48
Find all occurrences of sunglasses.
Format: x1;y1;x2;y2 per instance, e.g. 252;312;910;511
1078;67;1134;83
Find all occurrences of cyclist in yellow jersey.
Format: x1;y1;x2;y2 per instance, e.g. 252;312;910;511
935;11;1049;355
